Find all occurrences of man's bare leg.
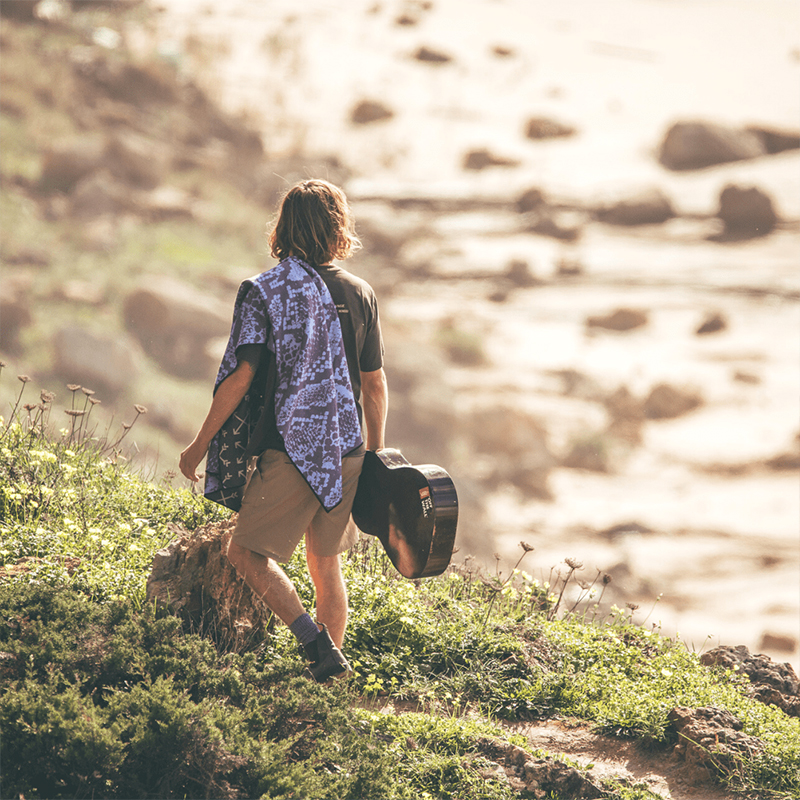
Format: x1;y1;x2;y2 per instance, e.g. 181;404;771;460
227;539;307;627
306;547;348;649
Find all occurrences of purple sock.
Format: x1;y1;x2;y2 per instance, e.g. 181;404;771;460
289;613;320;646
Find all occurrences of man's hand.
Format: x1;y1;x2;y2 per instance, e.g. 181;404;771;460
178;359;257;483
179;440;207;482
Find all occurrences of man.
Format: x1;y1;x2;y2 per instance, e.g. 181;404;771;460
180;179;388;683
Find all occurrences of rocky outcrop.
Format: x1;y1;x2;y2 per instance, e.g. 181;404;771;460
643;383;702;419
717;184;778;237
350;100;394;124
478;739;604;798
524;116;576;140
123;276;231;379
53;325;142;396
695;312;727;335
700;645;800;717
145;519;274;651
668;706;765;785
586;308;648;332
658;121;766;170
463;148;520;170
595;188;674;226
746;125;800;155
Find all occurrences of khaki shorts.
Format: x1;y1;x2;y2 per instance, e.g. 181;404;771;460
231;448;364;563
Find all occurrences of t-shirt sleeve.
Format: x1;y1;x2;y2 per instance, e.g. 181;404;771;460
359;288;384;372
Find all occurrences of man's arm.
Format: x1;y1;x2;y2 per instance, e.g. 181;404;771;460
360;367;388;451
179;360;257;482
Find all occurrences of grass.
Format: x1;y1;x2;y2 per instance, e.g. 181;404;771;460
1;373;799;799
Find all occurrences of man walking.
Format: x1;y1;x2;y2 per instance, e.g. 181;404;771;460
180;180;388;682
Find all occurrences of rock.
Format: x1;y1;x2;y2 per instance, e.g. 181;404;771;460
524;116;576;140
516;187;546;213
561;438;608;473
668;706;765;785
146;519;274;650
463;148;519;170
105;131;168;190
413;46;452;64
53;325;141;396
586;308;648;332
717;184;778;237
505;259;540;288
759;632;799;654
521;757;603;798
604;385;645;443
643;383;702;419
135;185;196;221
350;100;394;124
733;370;760;385
69;169;131;217
39;134;107;193
595;188;675;226
746;125;800;155
526;209;583;241
123;276;231;379
658;121;766;170
695;312;727;335
0;294;32;354
76;53;179;108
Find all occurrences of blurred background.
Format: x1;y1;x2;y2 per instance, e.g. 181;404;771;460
1;0;798;668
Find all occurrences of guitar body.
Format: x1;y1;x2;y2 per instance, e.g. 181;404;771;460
352;448;458;579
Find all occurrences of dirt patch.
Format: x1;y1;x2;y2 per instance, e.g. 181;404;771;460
505;718;734;800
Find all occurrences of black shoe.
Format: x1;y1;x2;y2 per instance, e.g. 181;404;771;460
301;625;352;683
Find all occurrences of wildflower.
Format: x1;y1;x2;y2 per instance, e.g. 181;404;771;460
18;375;31;383
41;390;55;403
134;404;148;414
65;409;86;417
81;388;95;396
565;557;583;570
519;541;534;553
67;384;81;392
23;403;36;412
89;397;101;406
602;573;613;585
626;602;640;611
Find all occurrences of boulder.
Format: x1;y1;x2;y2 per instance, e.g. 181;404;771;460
746;125;800;155
0;294;31;354
658;121;765;170
595;188;675;226
668;706;765;785
604;385;645;443
69;169;131;218
524;116;576;140
515;187;546;213
105;131;168;190
413;46;452;64
562;438;608;473
717;184;778;237
39;134;107;193
123;276;232;379
526;209;583;241
700;644;800;717
586;308;648;332
53;325;141;396
146;520;274;651
463;148;519;170
695;312;727;335
643;383;702;419
350;100;394;125
521;757;603;798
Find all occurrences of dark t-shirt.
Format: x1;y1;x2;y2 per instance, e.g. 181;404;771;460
238;263;383;454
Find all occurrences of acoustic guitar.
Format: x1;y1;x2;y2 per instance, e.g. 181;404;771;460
351;448;458;579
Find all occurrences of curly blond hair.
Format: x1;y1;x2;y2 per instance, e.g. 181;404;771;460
269;179;361;265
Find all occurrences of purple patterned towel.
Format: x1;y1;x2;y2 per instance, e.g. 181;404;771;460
205;256;362;511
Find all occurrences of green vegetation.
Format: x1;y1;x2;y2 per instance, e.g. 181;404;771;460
1;375;799;799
